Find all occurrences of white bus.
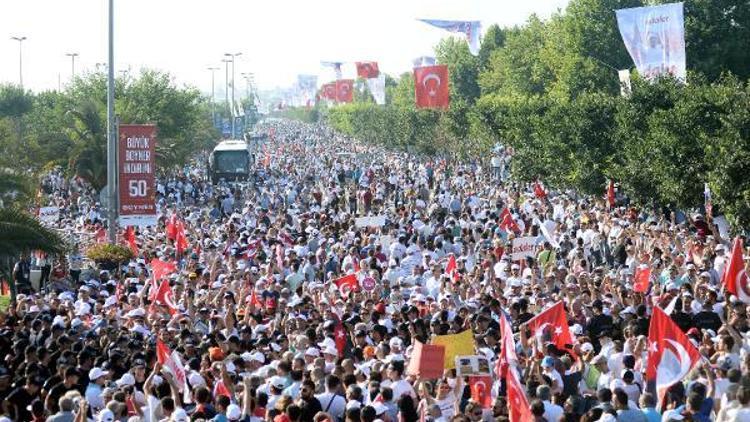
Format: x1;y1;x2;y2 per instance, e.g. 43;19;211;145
208;140;251;184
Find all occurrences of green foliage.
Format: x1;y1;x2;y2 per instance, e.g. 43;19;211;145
85;243;134;263
0;70;220;189
0;84;33;118
0;207;66;257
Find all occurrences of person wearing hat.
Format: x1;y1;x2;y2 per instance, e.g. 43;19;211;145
85;367;109;413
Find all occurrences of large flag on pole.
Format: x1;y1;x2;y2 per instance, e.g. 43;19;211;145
722;237;750;303
335;79;354;103
646;306;701;406
366;74;386;105
524;301;577;358
418;19;481;56
355;61;380;79
414;65;449;109
615;2;686;80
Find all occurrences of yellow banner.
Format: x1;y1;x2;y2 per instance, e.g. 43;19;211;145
432;330;475;369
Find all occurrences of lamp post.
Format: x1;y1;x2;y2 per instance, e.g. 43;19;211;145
66;52;79;80
224;52;241;138
10;36;26;88
106;0;117;244
207;67;219;125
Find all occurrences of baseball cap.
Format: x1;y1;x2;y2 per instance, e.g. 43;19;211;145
89;367;109;380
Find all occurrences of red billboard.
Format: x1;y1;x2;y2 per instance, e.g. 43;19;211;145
118;124;157;226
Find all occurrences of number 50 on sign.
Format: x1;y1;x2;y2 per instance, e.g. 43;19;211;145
118;124;157;227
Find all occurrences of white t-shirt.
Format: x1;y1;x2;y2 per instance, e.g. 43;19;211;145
389;378;416;400
315;392;346;420
543;400;564;422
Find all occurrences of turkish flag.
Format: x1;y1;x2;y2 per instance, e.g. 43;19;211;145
495;312;518;379
156;339;188;392
166;214;178;240
152;280;178;315
506;368;532;422
533;182;547;199
151;259;177;284
607;180;616;209
322;83;337;100
634;265;651;293
722;237;750;303
334;273;359;296
175;227;188;257
646;306;701;405
124;226;138;255
445;254;459;282
334;319;347;356
499;208;520;234
336;79;354;103
468;375;493;408
524;301;576;358
414;65;449;109
356;61;380;79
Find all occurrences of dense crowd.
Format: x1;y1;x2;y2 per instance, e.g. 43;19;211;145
3;119;750;422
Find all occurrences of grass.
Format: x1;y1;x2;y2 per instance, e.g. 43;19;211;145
0;295;10;312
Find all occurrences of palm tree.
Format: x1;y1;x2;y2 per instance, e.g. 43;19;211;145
67;99;108;190
0;170;66;301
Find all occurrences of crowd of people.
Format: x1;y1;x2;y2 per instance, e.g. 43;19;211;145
2;119;750;422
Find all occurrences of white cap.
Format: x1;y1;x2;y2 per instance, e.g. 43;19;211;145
116;373;135;387
97;409;115;422
226;404;241;421
171;408;189;422
89;367;109;380
323;346;339;356
270;376;286;389
305;347;320;357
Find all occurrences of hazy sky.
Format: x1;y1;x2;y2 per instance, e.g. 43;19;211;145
0;0;569;95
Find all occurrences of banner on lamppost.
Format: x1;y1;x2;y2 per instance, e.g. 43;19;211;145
616;2;686;80
118;124;157;227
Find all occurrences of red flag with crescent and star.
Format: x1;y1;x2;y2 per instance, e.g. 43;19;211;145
495;311;518;379
414;65;449;109
499;208;520;234
634;264;651;293
152;280;178;315
722;237;750;303
506;368;532;422
334;317;347;357
322;83;337;101
646;306;701;406
356;61;380;79
334;273;359;296
445;254;459;282
533;181;547;199
335;79;354;103
468;375;493;408
524;301;577;358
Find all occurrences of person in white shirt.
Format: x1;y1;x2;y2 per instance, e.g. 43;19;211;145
315;375;346;421
85;367;109;413
385;361;416;400
537;385;563;422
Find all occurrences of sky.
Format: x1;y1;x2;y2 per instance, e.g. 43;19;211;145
0;0;569;96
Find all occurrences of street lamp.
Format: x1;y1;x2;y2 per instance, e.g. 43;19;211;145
240;72;254;99
66;52;79;80
106;0;117;244
207;67;219;125
10;36;27;88
224;52;242;137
